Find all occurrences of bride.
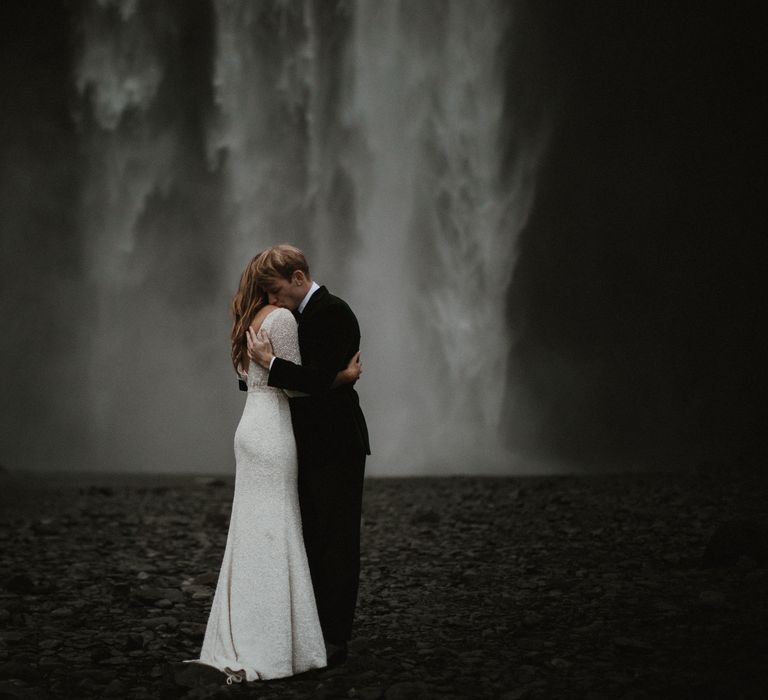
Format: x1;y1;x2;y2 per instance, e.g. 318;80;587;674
183;254;361;684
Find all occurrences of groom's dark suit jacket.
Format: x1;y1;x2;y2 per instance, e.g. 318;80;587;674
266;285;369;641
267;286;370;459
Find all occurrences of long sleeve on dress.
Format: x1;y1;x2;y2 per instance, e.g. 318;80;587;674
266;309;306;397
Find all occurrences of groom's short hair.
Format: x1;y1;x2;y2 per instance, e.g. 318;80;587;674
254;244;310;282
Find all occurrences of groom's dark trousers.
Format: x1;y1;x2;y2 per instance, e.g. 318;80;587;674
266;286;370;643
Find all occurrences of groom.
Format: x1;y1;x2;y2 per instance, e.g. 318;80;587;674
246;244;370;667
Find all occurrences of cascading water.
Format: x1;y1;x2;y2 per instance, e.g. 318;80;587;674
76;0;184;464
341;1;541;472
74;0;233;472
73;0;543;475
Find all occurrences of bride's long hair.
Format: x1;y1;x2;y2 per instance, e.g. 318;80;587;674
230;254;268;375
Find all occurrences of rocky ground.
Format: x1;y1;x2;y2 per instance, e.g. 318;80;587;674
0;468;767;699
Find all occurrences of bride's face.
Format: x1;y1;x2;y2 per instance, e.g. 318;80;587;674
263;273;306;310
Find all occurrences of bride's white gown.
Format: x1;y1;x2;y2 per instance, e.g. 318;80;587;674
183;307;326;682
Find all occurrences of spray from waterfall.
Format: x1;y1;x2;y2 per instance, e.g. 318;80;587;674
69;0;544;475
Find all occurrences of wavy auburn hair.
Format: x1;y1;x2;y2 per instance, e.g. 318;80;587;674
230;255;268;375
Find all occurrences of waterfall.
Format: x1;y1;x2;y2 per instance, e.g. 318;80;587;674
72;0;542;475
342;1;540;472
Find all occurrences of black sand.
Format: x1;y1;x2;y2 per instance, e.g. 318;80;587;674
0;470;766;699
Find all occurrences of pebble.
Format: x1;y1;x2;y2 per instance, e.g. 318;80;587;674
3;574;34;595
103;679;125;696
612;637;653;651
383;681;428;699
500;690;530;700
0;661;38;682
38;640;60;651
698;590;725;607
144;616;179;630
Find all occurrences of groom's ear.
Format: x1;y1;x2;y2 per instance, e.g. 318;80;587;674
292;270;308;286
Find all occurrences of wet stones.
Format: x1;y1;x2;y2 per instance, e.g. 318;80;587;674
0;472;766;698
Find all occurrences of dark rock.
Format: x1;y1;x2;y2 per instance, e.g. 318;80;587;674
0;661;38;682
702;518;768;567
358;688;384;700
410;510;440;526
133;586;184;604
698;590;725;607
500;691;531;700
170;661;225;688
186;585;214;600
38;640;60;651
612;637;653;651
0;680;45;700
144;615;179;630
69;669;115;683
384;681;428;699
31;519;58;536
204;511;229;528
90;645;112;663
124;634;145;651
38;657;63;671
111;581;131;597
3;574;34;595
181;622;207;640
103;679;126;697
190;572;219;587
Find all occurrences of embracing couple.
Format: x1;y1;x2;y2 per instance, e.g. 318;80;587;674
183;244;370;683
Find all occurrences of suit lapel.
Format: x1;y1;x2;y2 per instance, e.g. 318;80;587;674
299;285;328;321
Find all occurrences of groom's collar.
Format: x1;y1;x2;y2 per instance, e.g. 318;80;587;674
298;281;321;314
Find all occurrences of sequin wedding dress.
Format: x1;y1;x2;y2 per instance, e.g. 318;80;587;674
183;307;326;683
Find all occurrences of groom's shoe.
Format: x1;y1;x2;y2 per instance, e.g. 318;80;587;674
325;641;348;669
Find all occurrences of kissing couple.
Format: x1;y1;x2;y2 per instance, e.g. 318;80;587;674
183;244;370;683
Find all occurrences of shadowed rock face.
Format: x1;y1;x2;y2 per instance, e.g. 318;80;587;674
502;4;764;471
